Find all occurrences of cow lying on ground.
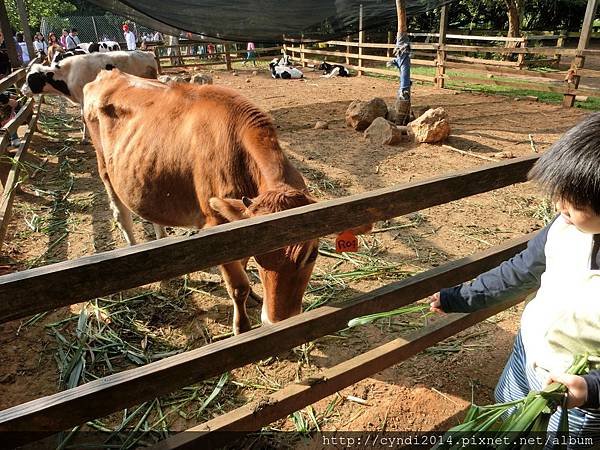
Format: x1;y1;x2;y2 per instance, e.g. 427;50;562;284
317;61;350;78
269;58;303;79
275;54;292;66
83;68;323;334
22;51;158;142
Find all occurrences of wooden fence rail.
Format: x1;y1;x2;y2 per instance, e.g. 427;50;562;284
152;295;525;450
0;233;532;447
0;58;42;250
0;155;537;324
0;155;538;447
286;33;600;106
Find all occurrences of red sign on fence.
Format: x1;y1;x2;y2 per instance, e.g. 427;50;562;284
335;231;358;253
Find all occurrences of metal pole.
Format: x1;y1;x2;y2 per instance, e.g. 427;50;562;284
91;17;99;42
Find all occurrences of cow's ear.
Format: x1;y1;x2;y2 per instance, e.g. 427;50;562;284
105;64;115;70
209;197;249;222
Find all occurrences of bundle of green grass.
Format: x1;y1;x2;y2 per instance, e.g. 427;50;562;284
435;354;595;450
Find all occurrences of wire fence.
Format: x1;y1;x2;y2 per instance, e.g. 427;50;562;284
40;15;161;47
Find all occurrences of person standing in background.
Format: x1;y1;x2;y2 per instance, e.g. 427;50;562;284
33;32;47;59
66;28;80;50
243;41;256;66
16;32;29;65
123;24;136;50
59;29;68;48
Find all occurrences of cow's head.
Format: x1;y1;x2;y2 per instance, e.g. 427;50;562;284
317;61;329;71
21;64;70;98
209;189;319;324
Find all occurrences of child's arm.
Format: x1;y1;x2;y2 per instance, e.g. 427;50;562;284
434;217;556;313
547;370;599;409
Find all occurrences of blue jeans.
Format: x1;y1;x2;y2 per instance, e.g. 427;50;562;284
395;52;411;100
495;332;600;449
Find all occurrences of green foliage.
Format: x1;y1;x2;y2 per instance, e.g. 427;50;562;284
6;0;76;31
408;0;589;33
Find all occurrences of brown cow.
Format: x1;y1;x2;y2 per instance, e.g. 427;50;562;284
82;69;319;334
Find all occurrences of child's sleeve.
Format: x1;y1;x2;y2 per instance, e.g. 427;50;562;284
582;371;600;409
439;217;556;313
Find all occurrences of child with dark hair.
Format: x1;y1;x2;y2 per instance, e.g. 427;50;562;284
430;112;600;446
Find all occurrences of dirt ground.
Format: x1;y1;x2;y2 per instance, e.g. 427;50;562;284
0;64;591;448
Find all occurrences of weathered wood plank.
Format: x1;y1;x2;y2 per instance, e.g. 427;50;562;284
0;233;533;446
0;156;538;324
441;44;579;57
2;98;34;136
151;296;524;450
0;101;40;250
0;68;25;93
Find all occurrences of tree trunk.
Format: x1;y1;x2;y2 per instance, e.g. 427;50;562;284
506;0;521;38
396;0;407;34
0;0;19;69
15;0;35;60
394;0;412;125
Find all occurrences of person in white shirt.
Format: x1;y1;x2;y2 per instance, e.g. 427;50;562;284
16;32;29;64
122;24;136;51
66;28;80;50
33;32;48;58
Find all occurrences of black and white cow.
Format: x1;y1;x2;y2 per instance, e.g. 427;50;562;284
86;41;122;53
52;48;87;65
276;54;292;66
269;58;303;79
52;41;122;65
317;61;350;78
22;51;158;142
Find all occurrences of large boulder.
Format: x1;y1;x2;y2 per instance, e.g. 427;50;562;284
345;97;388;131
407;107;451;143
190;73;213;85
364;117;405;146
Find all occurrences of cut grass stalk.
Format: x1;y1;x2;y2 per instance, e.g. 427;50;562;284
436;354;593;450
348;304;430;328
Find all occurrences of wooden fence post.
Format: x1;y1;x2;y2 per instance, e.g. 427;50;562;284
555;32;566;67
517;36;528;69
564;0;598;107
224;43;232;70
358;4;364;76
435;4;448;88
386;31;392;58
153;47;162;74
345;35;351;65
300;35;306;67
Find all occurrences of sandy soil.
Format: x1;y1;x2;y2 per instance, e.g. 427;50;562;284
0;64;591;448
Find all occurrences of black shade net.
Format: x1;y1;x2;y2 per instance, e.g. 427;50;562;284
85;0;456;43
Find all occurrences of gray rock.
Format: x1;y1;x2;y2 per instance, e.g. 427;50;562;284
345;97;388;131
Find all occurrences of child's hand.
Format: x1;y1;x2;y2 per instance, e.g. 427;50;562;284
546;373;588;408
429;292;445;314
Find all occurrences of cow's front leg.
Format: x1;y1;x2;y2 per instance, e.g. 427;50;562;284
219;261;251;334
153;223;167;239
101;180;136;246
81;106;90;144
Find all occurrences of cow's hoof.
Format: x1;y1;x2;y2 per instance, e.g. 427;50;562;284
233;320;252;335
